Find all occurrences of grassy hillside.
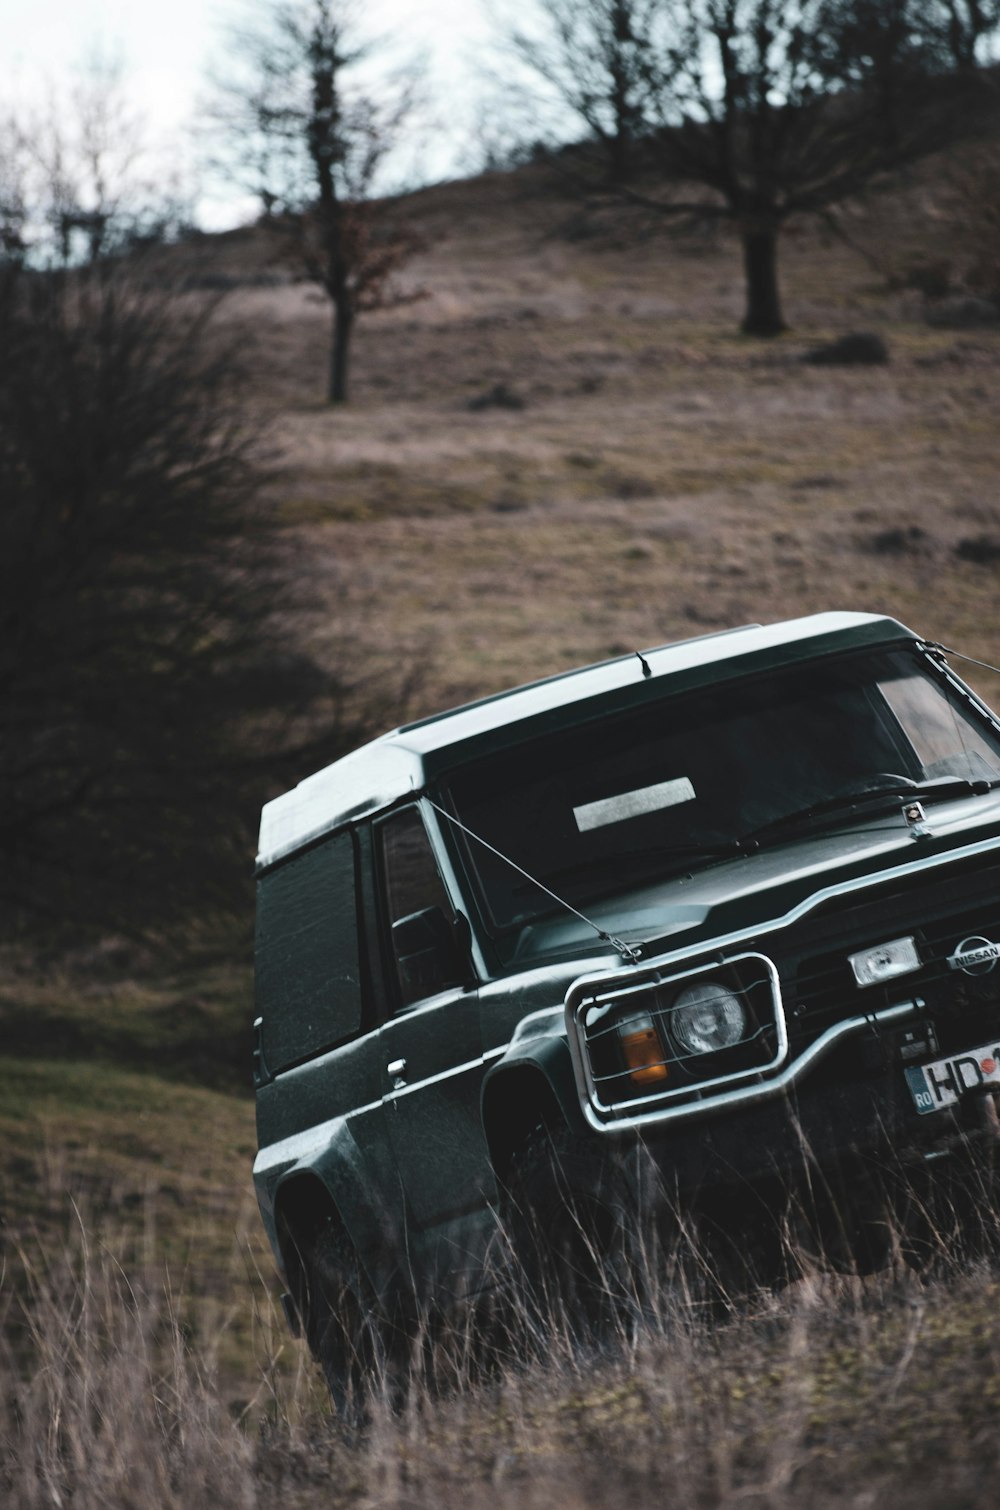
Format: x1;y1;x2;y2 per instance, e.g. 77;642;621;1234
0;948;268;1405
208;162;1000;715
3;157;1000;1505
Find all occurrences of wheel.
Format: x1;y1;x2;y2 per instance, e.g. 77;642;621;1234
501;1126;654;1342
294;1218;394;1422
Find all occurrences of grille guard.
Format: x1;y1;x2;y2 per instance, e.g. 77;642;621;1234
567;983;924;1132
571;953;788;1120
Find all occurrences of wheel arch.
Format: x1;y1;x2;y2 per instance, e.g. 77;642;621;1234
482;1044;588;1183
273;1172;342;1320
271;1123;402;1319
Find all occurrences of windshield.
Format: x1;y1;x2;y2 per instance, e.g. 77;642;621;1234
443;649;1000;948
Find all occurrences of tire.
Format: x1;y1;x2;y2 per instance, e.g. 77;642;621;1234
501;1126;654;1342
295;1218;394;1422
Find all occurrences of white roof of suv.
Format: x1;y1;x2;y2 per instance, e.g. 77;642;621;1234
257;611;916;871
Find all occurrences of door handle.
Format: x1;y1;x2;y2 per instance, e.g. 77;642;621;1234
387;1058;407;1087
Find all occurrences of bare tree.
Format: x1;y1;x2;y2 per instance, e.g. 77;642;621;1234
498;0;995;336
208;0;422;403
933;0;1000;67
648;1;997;333
504;0;669;184
810;1;942;143
4;52;193;267
641;2;876;332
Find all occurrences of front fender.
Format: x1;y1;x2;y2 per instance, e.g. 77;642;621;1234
481;1008;590;1178
256;1115;403;1294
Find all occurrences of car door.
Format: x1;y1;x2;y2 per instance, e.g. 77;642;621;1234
254;826;402;1276
373;804;496;1286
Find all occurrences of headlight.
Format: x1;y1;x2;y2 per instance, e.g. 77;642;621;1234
670;979;747;1056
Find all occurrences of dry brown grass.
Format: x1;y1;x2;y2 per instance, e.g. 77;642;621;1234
6;1173;1000;1509
4;158;1000;1506
197;162;1000;720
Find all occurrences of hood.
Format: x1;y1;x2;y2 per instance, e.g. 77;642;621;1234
507;788;1000;968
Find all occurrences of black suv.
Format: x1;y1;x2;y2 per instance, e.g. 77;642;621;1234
252;613;1000;1394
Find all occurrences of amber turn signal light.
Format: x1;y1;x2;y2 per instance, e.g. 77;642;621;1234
617;1012;669;1085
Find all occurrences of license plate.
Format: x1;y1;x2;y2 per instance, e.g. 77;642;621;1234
905;1040;1000;1115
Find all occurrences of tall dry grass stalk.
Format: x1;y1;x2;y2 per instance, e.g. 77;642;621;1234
5;1165;1000;1508
1;1201;252;1507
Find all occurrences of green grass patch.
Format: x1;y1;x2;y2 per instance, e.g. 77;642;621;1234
0;954;254;1093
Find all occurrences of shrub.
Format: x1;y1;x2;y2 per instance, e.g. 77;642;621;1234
0;258;359;936
802;331;890;366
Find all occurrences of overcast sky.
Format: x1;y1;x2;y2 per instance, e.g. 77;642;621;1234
7;0;503;226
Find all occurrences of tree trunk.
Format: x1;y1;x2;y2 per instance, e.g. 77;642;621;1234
740;223;785;337
609;129;631;187
328;295;352;404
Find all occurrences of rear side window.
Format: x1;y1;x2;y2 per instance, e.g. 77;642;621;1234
255;830;363;1073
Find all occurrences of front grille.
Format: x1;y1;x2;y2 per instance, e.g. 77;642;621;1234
781;855;1000;1042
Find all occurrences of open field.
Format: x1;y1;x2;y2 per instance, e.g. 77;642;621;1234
209;164;1000;713
3;159;1000;1504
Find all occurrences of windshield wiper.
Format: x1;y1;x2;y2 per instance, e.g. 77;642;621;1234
739;775;995;848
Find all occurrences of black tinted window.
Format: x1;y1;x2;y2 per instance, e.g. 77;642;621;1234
256;830;363;1072
379;807;454;1006
446;650;1000;945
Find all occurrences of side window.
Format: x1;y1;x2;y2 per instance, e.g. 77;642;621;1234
255;829;363;1072
880;671;1000;779
378;807;461;1008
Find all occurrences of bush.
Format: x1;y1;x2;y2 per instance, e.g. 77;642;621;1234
868;525;927;556
0;257;356;936
955;533;1000;565
802;331;890;366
